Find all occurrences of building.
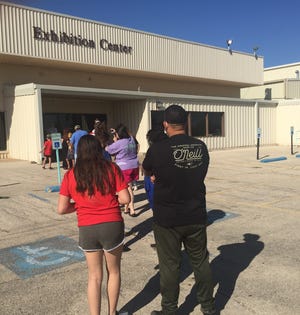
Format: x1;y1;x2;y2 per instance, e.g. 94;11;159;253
1;1;277;162
242;62;300;146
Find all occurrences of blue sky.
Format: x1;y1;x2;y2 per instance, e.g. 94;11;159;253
5;0;300;68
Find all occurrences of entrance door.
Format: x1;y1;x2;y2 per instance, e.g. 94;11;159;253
42;113;107;136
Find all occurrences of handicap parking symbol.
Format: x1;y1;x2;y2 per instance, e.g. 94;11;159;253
0;235;85;279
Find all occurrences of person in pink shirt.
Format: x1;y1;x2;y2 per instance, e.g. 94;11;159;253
57;135;130;315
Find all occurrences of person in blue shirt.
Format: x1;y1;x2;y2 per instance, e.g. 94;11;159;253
70;125;88;159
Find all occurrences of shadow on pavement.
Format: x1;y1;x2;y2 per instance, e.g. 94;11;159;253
178;233;264;314
207;209;226;226
134;192;148;203
212;233;264;311
124;217;153;250
119;250;193;315
121;232;264;314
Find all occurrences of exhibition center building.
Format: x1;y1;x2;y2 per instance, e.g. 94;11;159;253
1;1;282;162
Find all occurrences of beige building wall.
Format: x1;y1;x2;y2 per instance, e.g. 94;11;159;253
0;2;269;160
148;99;277;150
0;63;240;98
242;63;300;100
111;100;149;152
241;82;284;100
264;63;300;82
0;2;263;87
242;80;300;100
5;88;42;161
285;79;300;99
4;82;279;161
241;62;300;145
259;104;277;144
276;100;300;145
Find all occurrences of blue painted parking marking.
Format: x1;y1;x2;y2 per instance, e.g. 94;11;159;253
0;235;85;279
260;156;287;163
28;193;50;203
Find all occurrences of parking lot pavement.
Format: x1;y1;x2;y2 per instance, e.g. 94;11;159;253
0;145;299;315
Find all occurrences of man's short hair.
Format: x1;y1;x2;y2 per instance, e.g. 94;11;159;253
74;125;81;130
164;104;188;125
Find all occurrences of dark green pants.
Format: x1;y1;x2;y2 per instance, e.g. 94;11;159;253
153;223;215;315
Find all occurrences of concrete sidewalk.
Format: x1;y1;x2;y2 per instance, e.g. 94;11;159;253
0;145;299;315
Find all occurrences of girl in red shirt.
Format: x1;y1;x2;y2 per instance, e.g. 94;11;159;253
58;135;130;315
40;134;53;169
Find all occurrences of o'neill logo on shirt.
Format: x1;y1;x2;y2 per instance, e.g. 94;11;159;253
172;144;203;169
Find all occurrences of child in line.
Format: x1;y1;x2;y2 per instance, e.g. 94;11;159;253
66;132;75;169
40;134;53;169
144;129;168;209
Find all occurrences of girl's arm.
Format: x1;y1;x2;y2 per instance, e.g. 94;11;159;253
117;188;131;205
106;140;120;155
57;195;76;214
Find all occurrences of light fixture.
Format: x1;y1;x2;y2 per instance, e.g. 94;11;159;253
226;39;233;54
253;46;259;59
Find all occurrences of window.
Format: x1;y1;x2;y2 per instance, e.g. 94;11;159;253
0;112;7;151
190;112;206;137
42;113;107;136
190;112;224;137
208;112;223;136
151;110;224;137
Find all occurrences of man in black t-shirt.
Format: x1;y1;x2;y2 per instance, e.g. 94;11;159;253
143;105;216;315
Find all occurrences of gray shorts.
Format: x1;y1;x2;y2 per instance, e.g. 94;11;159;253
79;221;124;252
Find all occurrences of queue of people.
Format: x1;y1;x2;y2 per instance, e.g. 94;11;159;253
56;106;216;315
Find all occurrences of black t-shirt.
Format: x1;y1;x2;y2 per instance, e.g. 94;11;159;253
142;133;209;227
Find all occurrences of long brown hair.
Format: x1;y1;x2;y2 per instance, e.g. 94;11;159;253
94;121;111;148
74;135;123;196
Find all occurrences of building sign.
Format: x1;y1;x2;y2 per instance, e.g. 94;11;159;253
33;26;95;48
33;26;133;54
100;39;132;54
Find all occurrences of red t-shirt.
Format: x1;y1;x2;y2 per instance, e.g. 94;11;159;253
44;139;52;156
59;164;127;226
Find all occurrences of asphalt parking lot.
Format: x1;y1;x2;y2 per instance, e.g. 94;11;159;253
0;145;299;315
